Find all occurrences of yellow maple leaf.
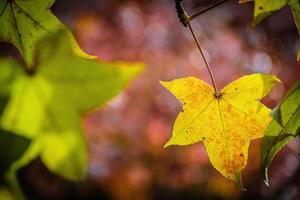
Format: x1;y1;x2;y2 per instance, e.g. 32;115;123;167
160;73;280;189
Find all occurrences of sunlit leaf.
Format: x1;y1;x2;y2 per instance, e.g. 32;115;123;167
161;74;280;189
262;79;300;186
0;30;143;181
0;0;93;66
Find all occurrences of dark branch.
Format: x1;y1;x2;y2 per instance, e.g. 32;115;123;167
174;0;228;27
175;0;189;27
189;0;228;21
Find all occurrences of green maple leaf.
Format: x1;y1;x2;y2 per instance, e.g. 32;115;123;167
0;0;92;66
253;0;300;37
240;0;300;61
0;31;143;181
251;0;289;26
262;78;300;186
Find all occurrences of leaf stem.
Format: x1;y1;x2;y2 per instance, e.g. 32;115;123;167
187;22;219;94
189;0;228;21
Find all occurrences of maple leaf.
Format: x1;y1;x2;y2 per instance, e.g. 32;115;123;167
0;30;143;181
0;0;92;66
240;0;300;61
251;0;300;35
160;74;280;189
251;0;289;26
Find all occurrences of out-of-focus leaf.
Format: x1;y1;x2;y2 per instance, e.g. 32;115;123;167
290;0;300;36
0;0;8;16
262;79;300;186
0;170;27;200
160;74;280;190
0;130;30;200
0;30;143;181
0;130;30;181
0;187;14;200
0;0;93;66
252;0;288;26
0;58;21;115
290;0;300;61
241;0;300;61
250;0;300;35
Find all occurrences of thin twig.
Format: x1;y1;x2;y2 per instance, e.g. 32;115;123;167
187;22;219;94
189;0;228;21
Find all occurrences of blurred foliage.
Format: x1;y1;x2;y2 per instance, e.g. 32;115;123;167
251;0;289;27
262;78;300;185
0;130;30;182
247;0;300;60
0;187;14;200
0;131;30;200
251;0;299;33
0;58;19;114
0;30;142;181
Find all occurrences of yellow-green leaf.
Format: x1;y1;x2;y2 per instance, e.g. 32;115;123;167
0;30;143;181
243;0;300;61
161;73;280;189
0;0;8;16
0;0;93;66
252;0;288;26
0;187;14;200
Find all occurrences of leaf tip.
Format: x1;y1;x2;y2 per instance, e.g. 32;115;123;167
164;138;176;148
159;80;170;88
234;172;246;191
163;142;172;148
263;73;281;85
273;76;282;84
264;179;270;187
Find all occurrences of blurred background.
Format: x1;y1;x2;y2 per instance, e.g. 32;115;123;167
1;0;300;199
